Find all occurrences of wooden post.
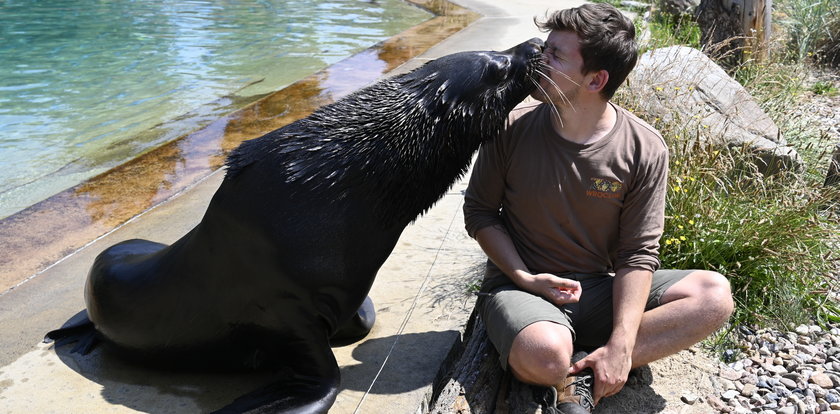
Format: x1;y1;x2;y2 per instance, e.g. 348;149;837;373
741;0;771;60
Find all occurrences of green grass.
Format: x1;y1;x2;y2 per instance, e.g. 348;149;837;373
812;81;838;96
641;13;702;52
656;142;840;328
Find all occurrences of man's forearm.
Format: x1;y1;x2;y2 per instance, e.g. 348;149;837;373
608;267;652;352
474;225;583;304
474;224;531;285
572;267;653;403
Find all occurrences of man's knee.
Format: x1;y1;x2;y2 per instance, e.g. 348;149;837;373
508;321;574;386
696;270;734;318
664;270;734;323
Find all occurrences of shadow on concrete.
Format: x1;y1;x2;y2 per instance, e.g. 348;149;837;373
50;311;275;412
337;330;461;395
47;311;459;411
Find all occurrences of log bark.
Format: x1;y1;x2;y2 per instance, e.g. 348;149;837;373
425;300;551;414
695;0;746;67
694;0;771;67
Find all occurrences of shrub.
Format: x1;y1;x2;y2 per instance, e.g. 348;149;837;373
777;0;840;65
656;140;840;328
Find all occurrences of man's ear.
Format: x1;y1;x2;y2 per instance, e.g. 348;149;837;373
586;69;609;93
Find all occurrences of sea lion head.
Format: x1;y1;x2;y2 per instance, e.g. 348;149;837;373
395;37;545;140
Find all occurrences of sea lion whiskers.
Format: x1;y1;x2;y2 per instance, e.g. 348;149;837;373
534;63;575;108
532;68;575;128
532;75;565;128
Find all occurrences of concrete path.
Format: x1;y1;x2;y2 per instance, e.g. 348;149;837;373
0;0;581;413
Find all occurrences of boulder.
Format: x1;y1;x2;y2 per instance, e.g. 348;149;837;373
624;45;803;174
658;0;700;18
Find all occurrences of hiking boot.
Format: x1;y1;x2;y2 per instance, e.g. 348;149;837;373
552;351;595;414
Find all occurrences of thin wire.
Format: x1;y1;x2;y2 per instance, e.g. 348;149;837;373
352;196;463;413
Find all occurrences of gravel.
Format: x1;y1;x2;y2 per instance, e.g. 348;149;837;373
702;323;840;413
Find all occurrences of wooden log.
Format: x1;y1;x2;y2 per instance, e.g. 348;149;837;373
695;0;771;67
425;300;551;414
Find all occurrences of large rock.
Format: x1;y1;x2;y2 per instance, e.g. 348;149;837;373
624;45;802;174
658;0;700;18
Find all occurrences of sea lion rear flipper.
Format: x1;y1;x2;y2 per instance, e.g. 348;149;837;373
44;310;101;355
212;366;340;414
329;295;376;346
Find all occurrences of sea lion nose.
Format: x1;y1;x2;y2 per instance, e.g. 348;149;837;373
521;37;544;58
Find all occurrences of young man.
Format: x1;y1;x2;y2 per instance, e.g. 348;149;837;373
463;4;734;413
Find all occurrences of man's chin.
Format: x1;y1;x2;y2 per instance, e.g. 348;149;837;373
529;90;551;103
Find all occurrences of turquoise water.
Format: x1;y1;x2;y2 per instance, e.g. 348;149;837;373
0;0;431;219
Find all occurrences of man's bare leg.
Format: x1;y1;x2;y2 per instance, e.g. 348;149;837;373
631;270;734;367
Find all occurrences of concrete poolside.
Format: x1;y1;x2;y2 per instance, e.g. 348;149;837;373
0;0;582;413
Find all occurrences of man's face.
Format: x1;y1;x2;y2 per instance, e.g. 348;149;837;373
532;30;587;108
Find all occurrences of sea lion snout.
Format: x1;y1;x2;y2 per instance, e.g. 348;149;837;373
506;37;544;59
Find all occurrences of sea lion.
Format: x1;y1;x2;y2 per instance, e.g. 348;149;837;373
47;37;544;413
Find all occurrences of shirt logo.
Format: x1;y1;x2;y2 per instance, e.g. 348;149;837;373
587;178;623;199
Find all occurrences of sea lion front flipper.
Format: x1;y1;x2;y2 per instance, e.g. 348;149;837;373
44;310;101;355
212;366;340;414
329;296;376;347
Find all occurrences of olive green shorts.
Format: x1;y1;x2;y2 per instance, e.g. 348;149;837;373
480;269;694;369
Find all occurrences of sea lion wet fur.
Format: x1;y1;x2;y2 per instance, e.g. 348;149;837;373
47;38;544;413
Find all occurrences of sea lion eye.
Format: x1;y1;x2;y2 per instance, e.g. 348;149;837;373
488;55;511;82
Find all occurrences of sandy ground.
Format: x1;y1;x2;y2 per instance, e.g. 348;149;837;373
595;348;722;414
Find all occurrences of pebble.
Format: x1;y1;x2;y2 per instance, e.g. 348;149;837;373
812;372;834;388
702;322;840;413
681;392;699;405
740;383;756;397
721;389;740;401
779;377;797;389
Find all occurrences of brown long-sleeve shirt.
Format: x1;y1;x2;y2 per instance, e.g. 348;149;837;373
464;101;669;288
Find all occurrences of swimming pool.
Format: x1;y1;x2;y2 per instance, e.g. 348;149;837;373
0;0;431;220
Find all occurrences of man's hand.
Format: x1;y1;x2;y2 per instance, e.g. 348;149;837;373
518;273;582;305
569;343;632;405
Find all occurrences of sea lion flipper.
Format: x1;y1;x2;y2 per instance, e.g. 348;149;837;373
44;310;101;355
212;366;340;414
329;296;376;347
